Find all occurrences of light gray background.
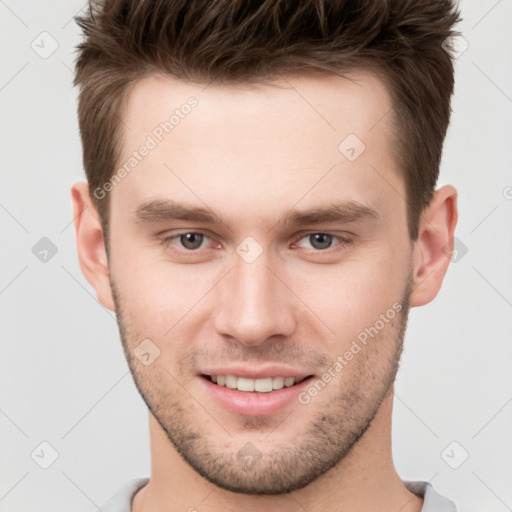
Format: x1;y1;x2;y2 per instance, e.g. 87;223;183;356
1;1;511;511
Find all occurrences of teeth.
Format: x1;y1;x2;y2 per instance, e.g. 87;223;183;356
272;376;284;390
284;377;295;387
237;377;255;392
225;375;238;389
208;374;305;392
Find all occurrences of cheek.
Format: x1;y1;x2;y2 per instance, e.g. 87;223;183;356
291;242;410;342
111;248;218;344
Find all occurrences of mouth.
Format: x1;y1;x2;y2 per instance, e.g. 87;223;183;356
198;372;316;416
200;374;314;393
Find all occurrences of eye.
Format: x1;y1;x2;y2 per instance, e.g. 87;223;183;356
159;231;353;255
293;232;352;252
162;232;210;251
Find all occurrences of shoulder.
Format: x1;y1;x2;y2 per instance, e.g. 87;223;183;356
403;480;457;512
98;477;150;512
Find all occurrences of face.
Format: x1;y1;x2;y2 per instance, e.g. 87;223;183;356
106;70;415;494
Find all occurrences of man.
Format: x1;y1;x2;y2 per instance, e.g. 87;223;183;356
71;1;461;510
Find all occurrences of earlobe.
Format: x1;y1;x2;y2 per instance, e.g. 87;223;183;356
409;185;458;307
71;181;116;311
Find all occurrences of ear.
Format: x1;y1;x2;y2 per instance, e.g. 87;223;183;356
409;185;458;307
71;181;116;311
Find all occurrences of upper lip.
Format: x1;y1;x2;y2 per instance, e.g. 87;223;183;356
200;366;313;380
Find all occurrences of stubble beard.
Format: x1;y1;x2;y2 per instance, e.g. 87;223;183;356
110;273;412;495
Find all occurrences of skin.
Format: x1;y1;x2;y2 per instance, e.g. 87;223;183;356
71;70;457;512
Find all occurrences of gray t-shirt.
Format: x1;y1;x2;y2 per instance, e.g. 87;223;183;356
99;477;457;511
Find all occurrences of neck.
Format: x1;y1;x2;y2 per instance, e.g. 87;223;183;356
132;389;423;512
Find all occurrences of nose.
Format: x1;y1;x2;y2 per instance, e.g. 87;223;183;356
213;245;296;347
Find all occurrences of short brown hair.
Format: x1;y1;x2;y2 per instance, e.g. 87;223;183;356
73;0;461;242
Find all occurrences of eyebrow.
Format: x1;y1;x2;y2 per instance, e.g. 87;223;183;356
133;198;379;229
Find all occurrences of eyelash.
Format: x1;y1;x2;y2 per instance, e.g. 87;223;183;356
159;231;353;255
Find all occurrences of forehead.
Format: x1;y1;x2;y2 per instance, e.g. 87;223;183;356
111;69;402;228
120;69;394;152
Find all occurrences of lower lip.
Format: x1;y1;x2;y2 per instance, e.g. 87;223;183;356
198;375;314;416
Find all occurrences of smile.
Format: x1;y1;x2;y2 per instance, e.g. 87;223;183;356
204;374;310;393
